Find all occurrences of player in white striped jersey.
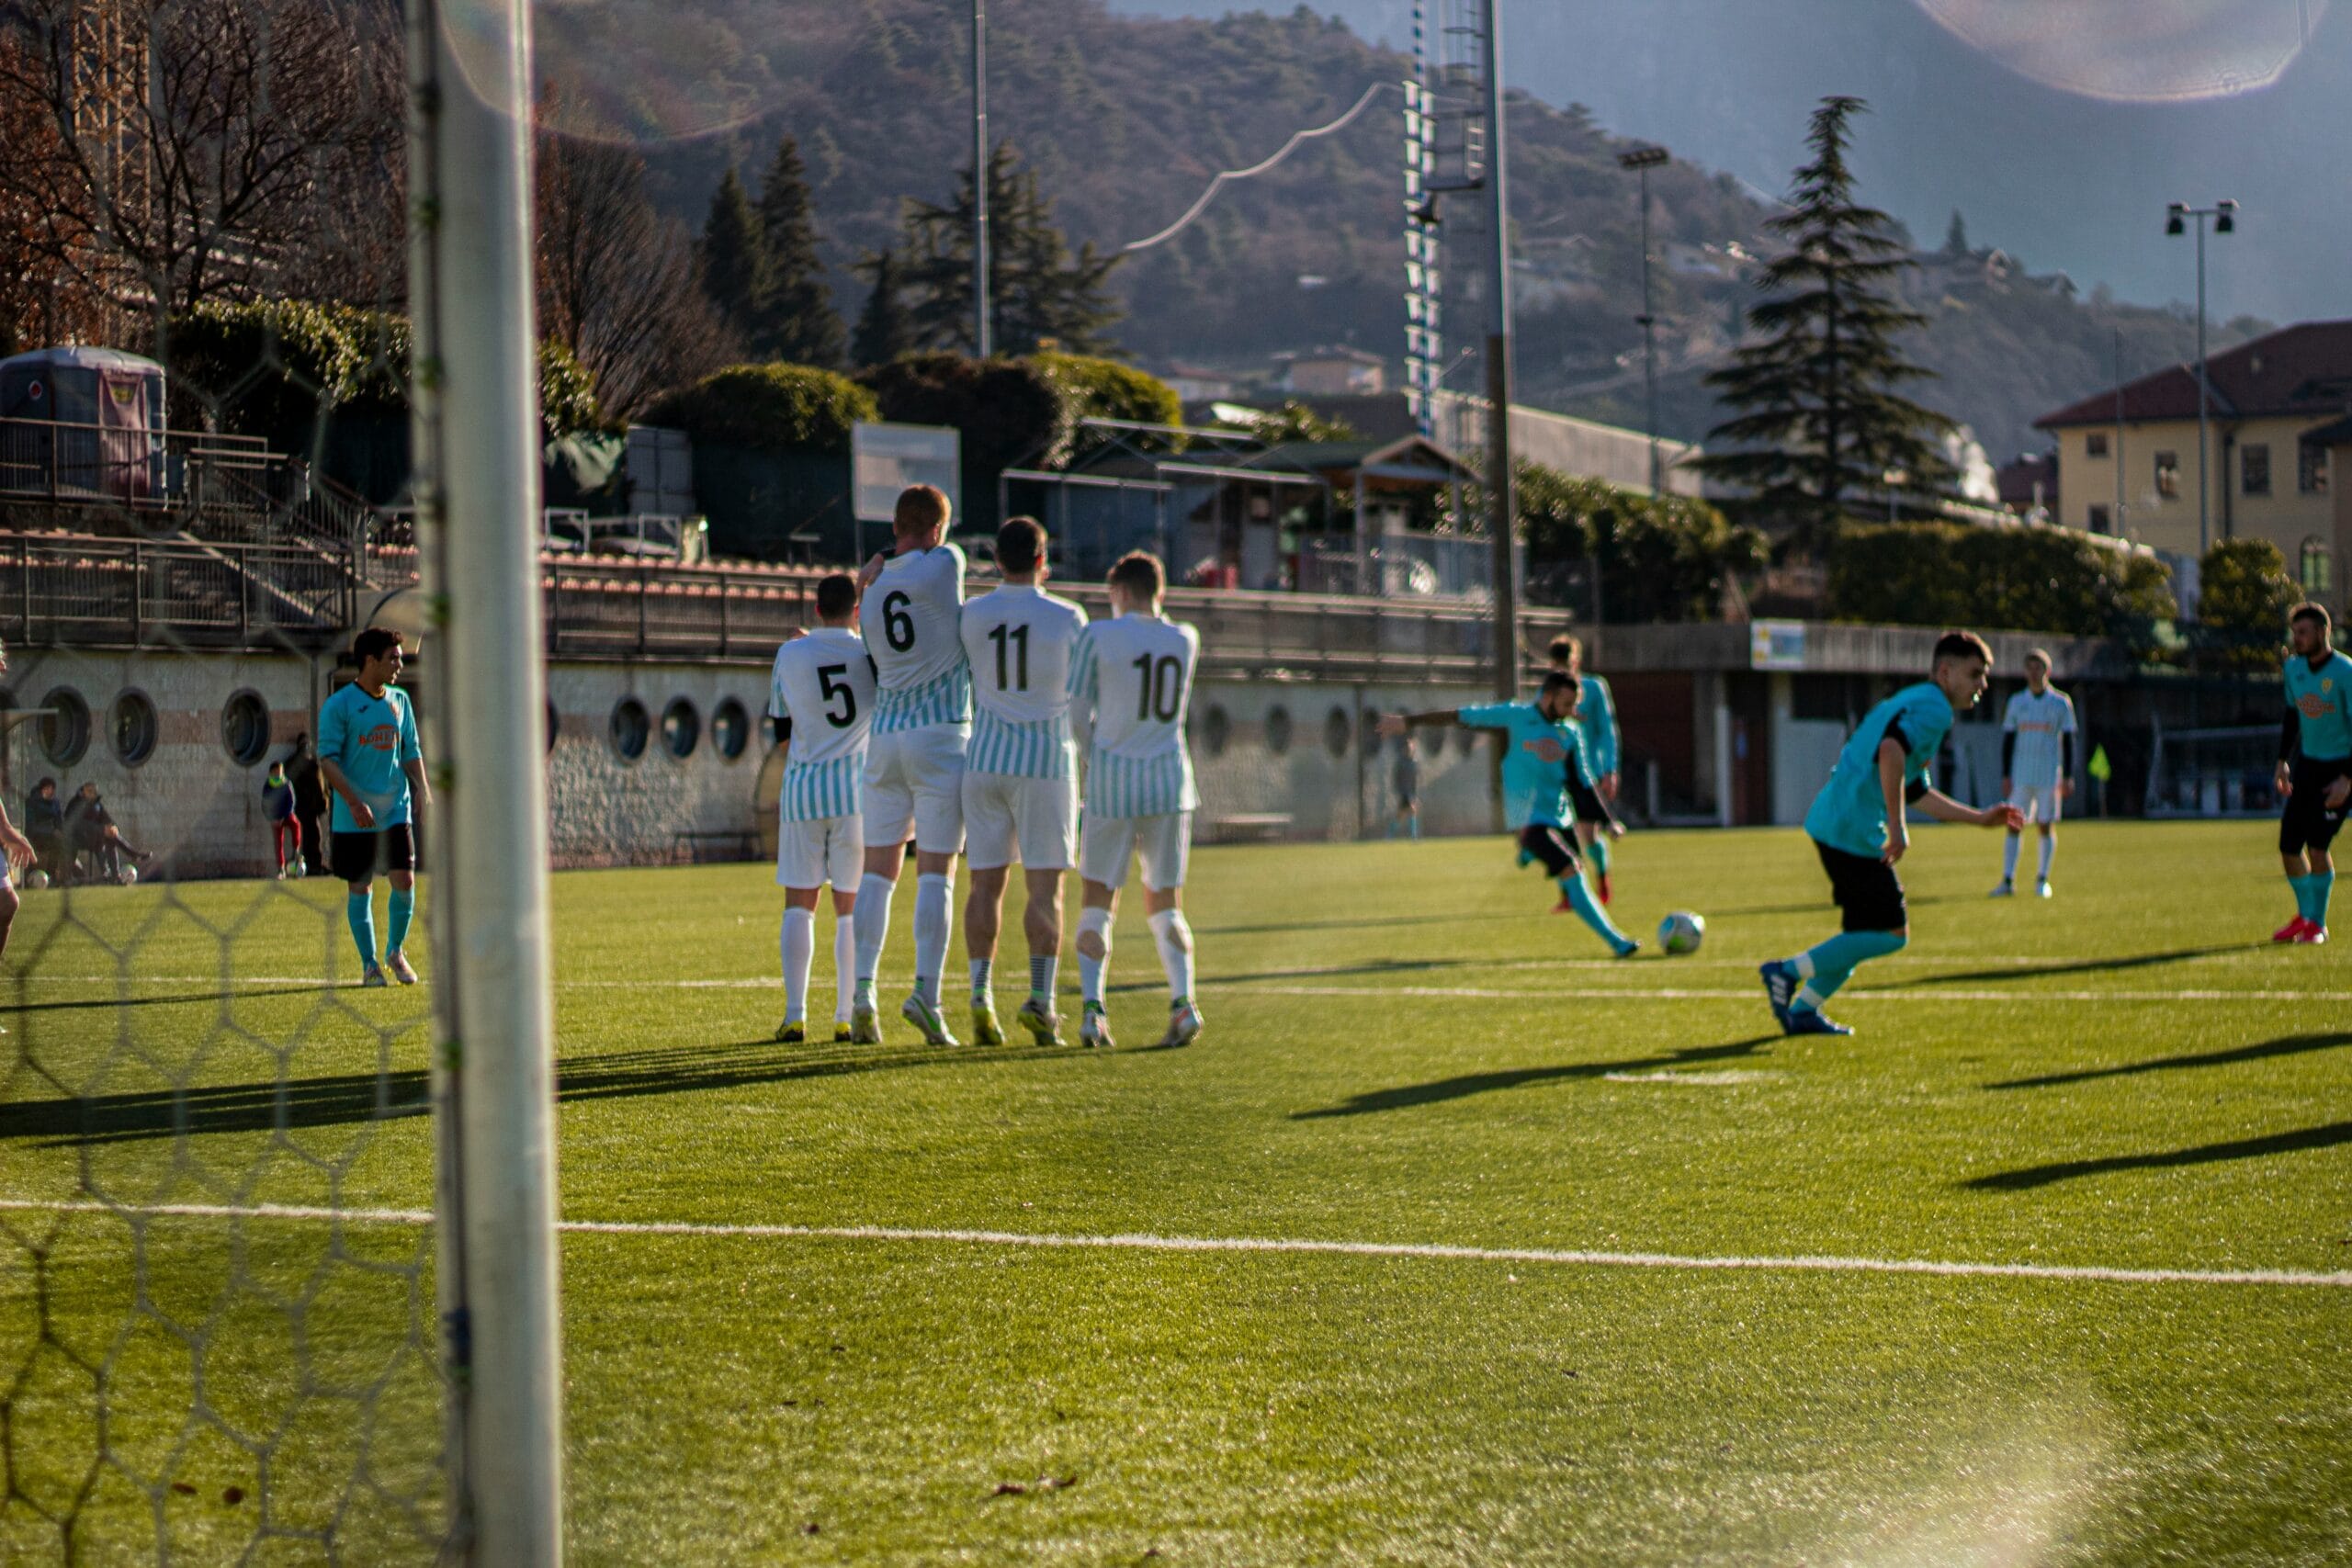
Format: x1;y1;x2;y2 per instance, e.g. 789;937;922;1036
958;517;1087;1048
1991;648;2076;898
853;485;971;1045
765;575;877;1043
1068;551;1204;1050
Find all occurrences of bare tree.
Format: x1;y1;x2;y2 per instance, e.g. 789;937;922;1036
535;123;734;422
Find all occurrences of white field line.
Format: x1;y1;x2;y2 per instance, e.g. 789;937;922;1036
1215;985;2352;1003
0;1199;2346;1292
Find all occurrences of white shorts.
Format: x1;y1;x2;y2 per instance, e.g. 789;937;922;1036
963;772;1077;872
1080;811;1193;893
863;724;967;854
2007;784;2063;825
776;814;863;890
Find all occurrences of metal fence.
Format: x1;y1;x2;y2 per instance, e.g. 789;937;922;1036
0;536;358;650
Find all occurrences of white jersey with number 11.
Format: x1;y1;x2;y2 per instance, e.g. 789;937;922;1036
1069;612;1200;818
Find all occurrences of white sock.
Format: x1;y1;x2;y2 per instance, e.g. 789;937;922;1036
912;872;954;1006
832;914;857;1022
853;873;895;1004
2001;833;2020;883
780;908;816;1023
1078;908;1114;1006
1030;954;1057;1001
970;957;993;1003
2037;834;2055;885
1148;908;1194;1006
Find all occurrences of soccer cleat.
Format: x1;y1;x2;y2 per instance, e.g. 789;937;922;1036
2035;881;2053;898
901;993;960;1047
1758;960;1796;1030
1015;997;1063;1047
775;1020;806;1044
1988;881;2013;898
1079;1004;1115;1050
361;964;388;989
1597;871;1614;906
1550;896;1573;915
1158;1000;1204;1049
1612;940;1641;961
849;1004;882;1044
1784;1008;1854;1037
385;951;419;985
970;998;1005;1046
2272;916;2312;943
832;1021;854;1043
2292;924;2331;945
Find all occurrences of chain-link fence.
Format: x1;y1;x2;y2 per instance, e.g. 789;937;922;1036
0;0;559;1560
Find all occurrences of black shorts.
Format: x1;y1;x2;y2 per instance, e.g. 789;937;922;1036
1519;824;1579;878
1815;839;1907;932
1566;773;1607;830
330;822;416;885
2280;756;2352;856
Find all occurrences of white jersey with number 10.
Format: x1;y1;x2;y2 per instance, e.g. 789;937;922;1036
1069;612;1200;818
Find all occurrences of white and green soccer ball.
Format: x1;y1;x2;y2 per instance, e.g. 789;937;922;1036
1657;910;1705;955
24;869;49;890
117;865;140;887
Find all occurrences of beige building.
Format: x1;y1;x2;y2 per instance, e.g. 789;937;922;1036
2036;320;2352;609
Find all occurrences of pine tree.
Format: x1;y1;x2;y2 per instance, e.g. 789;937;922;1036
699;165;769;346
1691;97;1956;543
1942;209;1969;256
897;142;1124;356
851;246;917;367
753;134;846;367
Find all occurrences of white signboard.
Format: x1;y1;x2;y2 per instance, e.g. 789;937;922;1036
1749;619;1807;671
853;422;961;523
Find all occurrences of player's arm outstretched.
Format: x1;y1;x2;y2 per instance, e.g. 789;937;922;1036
1878;738;2019;865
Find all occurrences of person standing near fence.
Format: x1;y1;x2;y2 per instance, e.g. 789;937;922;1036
263;759;304;878
318;627;430;986
767;578;875;1043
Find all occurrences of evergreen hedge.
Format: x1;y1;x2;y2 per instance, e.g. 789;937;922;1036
1826;521;2175;648
641;363;878;455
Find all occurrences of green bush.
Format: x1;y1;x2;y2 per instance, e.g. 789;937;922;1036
1031;351;1180;431
641;363;877;456
1513;464;1767;623
858;354;1072;529
1826;521;2175;650
2195;538;2301;672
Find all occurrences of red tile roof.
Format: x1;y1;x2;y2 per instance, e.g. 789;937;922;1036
2035;319;2352;430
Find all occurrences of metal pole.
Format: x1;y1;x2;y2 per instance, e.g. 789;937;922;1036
1639;164;1659;498
2194;215;2210;555
1479;0;1517;700
2112;327;2125;535
972;0;991;358
409;1;564;1562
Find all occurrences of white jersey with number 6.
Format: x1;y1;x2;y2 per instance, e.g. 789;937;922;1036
1069;612;1201;818
860;542;972;733
766;627;876;820
961;584;1088;778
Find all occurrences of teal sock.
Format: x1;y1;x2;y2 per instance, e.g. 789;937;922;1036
385;888;415;953
2290;874;2316;921
2311;870;2335;927
1588;838;1611;874
1562;876;1632;953
1792;930;1906;1011
346;893;378;966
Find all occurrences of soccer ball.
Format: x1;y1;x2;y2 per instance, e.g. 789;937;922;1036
117;865;140;887
289;859;307;880
1657;910;1705;955
24;870;49;890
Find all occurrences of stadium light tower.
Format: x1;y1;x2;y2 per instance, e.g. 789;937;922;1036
1617;144;1669;498
973;0;991;358
1477;0;1516;701
2165;197;2235;554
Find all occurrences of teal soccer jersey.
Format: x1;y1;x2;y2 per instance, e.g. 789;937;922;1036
2285;649;2352;761
1456;701;1577;830
318;682;421;832
1803;682;1953;858
1572;673;1619;778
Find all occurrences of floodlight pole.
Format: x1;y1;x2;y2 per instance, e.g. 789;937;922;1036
1617;144;1669;499
2166;198;2235;555
409;0;565;1561
1480;0;1517;699
973;0;991;358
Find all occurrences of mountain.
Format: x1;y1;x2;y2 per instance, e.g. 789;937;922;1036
568;0;2271;462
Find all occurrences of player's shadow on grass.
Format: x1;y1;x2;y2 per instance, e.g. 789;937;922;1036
0;1038;1061;1146
1191;912;1522;939
1987;1030;2352;1089
1291;1035;1780;1120
1;984;339;1015
1962;1120;2352;1191
1900;943;2254;988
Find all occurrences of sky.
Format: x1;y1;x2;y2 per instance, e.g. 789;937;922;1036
1108;0;2352;327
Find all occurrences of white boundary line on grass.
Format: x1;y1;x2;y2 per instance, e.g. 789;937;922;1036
4;1199;2346;1292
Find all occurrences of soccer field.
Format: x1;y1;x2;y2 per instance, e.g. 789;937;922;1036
4;818;2348;1564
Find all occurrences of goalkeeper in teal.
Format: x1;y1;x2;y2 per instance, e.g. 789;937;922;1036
1760;631;2020;1036
2271;601;2352;943
1378;671;1639;956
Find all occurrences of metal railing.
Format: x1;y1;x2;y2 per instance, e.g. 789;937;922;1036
0;534;356;649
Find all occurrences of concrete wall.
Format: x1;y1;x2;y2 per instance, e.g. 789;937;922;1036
544;660;773;868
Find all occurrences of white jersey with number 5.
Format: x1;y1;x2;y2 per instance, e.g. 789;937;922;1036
961;584;1088;778
767;627;876;819
859;543;971;732
1069;611;1200;818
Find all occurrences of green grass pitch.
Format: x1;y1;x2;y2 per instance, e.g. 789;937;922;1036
3;818;2348;1563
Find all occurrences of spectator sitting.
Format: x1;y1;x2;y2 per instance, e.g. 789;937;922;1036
24;777;67;885
64;783;152;883
263;759;303;878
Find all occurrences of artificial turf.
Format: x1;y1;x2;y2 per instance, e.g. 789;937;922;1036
2;818;2347;1563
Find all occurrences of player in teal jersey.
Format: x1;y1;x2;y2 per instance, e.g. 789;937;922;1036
317;626;431;987
1549;636;1623;902
1759;631;2020;1036
2271;602;2352;943
1378;672;1639;956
